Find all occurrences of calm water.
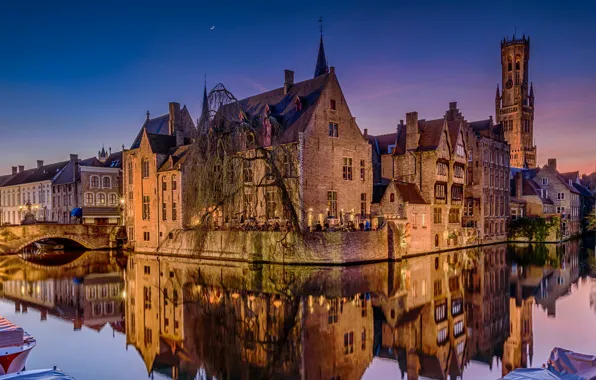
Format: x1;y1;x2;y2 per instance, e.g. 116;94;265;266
0;239;595;380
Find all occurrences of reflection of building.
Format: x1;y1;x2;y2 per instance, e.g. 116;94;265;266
377;252;467;379
126;254;374;380
464;245;509;367
2;272;124;331
502;295;533;377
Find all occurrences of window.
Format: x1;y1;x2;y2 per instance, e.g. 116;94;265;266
454;164;464;179
456;142;465;157
142;159;150;178
283;152;294;178
390;193;395;202
327;191;338;218
109;193;118;205
435;302;446;322
330;99;336;110
142;196;150;220
102;177;111;188
448;208;460;223
464;199;473;216
557;192;565;200
433;208;442;224
128;227;134;241
451;186;463;203
97;193;106;205
421;213;426;227
343;332;354;355
507;56;512;72
172;175;177;191
360;160;365;181
90;176;100;188
93;303;102;316
437;162;448;176
162;180;167;191
127;162;133;185
361;329;366;350
435;183;447;200
342;158;353;180
144;327;152;345
328;122;339;137
143;232;150;241
438;327;448;345
143;286;151;309
542;178;548;185
172;202;177;221
452;298;463;316
85;193;94;206
265;187;278;219
557;206;565;214
328;299;339;324
162;203;167;221
360;193;367;216
515;55;521;71
457;341;465;355
454;320;464;337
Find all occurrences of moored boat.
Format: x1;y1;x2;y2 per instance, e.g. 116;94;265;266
0;317;36;375
33;240;65;251
0;367;75;379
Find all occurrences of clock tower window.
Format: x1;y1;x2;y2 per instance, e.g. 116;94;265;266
507;56;513;72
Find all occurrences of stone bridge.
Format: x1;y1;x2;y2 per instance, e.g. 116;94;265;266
0;224;124;254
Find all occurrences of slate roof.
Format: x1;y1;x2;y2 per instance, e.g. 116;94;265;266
394;182;428;204
158;145;191;172
372;183;389;204
2;161;70;187
573;182;594;198
560;171;579;183
53;157;100;185
368;132;397;155
147;133;177;155
468;118;491;131
417;119;446;152
0;174;11;187
446;120;462;152
216;73;330;145
103;151;122;168
130;114;170;149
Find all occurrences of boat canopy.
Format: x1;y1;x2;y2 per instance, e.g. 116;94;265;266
0;317;24;347
70;208;82;218
502;347;596;380
0;368;75;380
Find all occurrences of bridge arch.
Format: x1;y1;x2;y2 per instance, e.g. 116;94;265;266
12;234;98;253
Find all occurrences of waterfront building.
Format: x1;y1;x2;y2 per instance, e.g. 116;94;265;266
389;110;468;251
0;160;69;225
210;35;372;232
560;171;595;232
495;35;537;169
122;102;196;250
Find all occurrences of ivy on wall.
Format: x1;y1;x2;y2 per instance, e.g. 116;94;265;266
508;216;559;242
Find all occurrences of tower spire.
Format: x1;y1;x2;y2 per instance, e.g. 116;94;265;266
495;83;500;99
314;16;329;78
529;82;534;98
198;75;209;134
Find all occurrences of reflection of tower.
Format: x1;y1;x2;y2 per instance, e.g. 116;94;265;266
502;295;534;377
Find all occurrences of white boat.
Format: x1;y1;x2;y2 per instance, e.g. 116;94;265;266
0;317;36;375
0;367;75;379
33;240;65;251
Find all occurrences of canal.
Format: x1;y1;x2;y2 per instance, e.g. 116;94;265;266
0;238;594;379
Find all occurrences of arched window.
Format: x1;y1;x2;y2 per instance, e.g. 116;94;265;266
390;193;395;202
142;159;150;178
515;55;521;71
90;176;99;188
97;193;106;205
109;193;118;205
435;256;439;269
435;235;439;248
85;193;94;206
507;56;512;72
102;176;111;188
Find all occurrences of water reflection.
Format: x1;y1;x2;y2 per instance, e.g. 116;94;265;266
0;239;593;379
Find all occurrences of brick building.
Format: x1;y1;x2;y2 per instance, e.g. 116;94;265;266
123;102;196;250
509;169;554;220
561;171;595;232
496;35;537;169
212;37;372;231
390;111;468;251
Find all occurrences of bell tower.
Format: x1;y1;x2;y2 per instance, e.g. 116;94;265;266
496;35;536;168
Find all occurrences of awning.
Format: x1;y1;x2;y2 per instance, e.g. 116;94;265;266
70;208;82;217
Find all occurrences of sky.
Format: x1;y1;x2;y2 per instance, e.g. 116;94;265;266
0;0;595;174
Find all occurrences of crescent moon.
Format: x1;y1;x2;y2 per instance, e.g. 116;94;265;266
210;26;215;30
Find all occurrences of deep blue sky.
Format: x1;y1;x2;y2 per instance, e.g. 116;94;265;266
1;0;595;173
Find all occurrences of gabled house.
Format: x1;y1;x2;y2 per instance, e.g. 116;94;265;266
123;102;196;250
561;171;595;231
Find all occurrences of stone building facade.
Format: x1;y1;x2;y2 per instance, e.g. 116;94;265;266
392;111;468;251
123;102;195;251
496;35;537;169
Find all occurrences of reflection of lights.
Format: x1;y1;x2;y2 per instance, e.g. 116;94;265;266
21;286;24;295
273;298;282;308
36;286;40;294
319;295;324;306
309;307;314;314
326;303;331;311
308;295;313;308
122;290;127;299
231;292;240;299
248;294;255;301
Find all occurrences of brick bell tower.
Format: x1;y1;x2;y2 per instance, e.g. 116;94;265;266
496;35;536;168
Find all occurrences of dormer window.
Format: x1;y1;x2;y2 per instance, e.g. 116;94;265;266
388;144;395;154
569;179;573;186
294;97;302;112
330;99;336;110
542;178;548;186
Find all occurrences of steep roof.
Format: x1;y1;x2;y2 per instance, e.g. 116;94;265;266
216;73;330;145
372;183;389;204
417;119;446;152
0;174;11;187
147;133;177;155
522;177;554;204
573;182;594;198
131;114;169;149
314;35;329;77
446;120;462;152
103;151;122;168
158;145;191;172
52;157;101;185
560;171;579;183
394;182;428;204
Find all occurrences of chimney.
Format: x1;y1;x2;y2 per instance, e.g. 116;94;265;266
169;102;183;147
109;147;112;156
363;128;368;138
547;158;557;171
515;171;523;197
36;160;44;169
405;112;420;151
284;70;294;94
18;165;24;173
11;166;17;176
329;66;335;74
70;154;78;163
449;102;457;110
